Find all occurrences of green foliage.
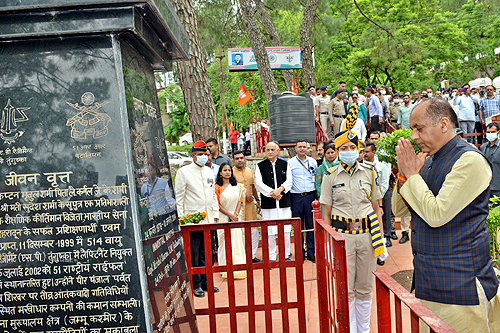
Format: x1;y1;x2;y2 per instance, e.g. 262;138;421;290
376;129;421;167
167;144;193;152
487;197;500;265
158;84;190;143
191;0;500;132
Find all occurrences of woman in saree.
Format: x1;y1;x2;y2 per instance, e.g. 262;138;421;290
215;162;247;279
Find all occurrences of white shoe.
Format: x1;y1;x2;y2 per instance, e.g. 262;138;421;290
355;298;372;333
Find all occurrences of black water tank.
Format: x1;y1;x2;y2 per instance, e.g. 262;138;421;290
268;92;315;145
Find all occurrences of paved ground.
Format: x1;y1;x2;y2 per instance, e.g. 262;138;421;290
193;225;415;333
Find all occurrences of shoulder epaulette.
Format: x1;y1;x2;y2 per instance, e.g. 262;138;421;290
359;162;373;170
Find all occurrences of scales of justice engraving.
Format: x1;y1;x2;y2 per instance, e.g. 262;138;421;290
66;92;112;139
0;99;30;145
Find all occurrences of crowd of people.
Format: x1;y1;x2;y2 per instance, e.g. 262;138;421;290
309;81;500;145
173;81;500;332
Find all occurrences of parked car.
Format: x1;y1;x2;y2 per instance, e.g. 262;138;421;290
175;151;190;158
167;152;192;166
178;133;193;145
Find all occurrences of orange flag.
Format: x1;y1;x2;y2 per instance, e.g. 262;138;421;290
238;81;252;106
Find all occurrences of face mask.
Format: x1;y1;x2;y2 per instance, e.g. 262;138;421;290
380;90;386;95
195;155;208;165
486;132;498;142
394;99;400;104
452;92;456;97
443;94;449;99
338;150;359;165
352;90;358;94
428;93;432;97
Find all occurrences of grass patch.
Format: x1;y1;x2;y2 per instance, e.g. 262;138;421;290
167;144;192;153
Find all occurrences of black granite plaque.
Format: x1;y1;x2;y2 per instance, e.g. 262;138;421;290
0;2;197;333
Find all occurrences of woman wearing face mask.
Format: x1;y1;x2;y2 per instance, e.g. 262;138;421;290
315;144;339;197
319;107;386;333
215;163;247;279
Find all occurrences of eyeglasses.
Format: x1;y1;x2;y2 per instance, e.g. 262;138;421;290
486;89;494;91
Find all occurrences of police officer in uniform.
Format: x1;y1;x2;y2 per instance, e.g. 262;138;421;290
330;89;346;136
314;86;332;137
320;105;387;333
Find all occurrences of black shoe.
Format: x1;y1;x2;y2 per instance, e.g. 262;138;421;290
252;257;263;263
399;231;409;244
390;231;398;240
377;258;385;266
214;287;219;293
307;254;316;263
385;237;392;248
193;287;205;298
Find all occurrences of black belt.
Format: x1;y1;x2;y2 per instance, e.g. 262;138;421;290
291;191;316;197
334;115;344;118
331;219;368;231
320;112;328;115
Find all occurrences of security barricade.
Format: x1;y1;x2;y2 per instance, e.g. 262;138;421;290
312;200;350;333
180;218;307;333
373;271;457;333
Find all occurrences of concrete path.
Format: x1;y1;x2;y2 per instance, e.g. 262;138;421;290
194;228;414;332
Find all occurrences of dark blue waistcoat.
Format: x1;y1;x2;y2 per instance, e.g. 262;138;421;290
411;136;499;305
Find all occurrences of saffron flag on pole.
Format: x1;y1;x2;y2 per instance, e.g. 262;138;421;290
238;80;252;106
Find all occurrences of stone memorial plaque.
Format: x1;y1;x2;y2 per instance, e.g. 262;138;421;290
0;1;197;333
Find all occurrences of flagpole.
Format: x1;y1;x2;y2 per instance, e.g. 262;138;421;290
217;44;228;154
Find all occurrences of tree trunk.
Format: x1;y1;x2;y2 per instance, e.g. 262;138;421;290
171;0;219;142
300;0;320;89
254;0;293;92
239;0;279;102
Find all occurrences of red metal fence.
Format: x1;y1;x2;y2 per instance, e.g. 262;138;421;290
180;218;306;333
315;220;349;332
374;271;457;333
256;128;270;153
315;120;329;144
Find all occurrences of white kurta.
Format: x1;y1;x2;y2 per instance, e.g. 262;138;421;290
175;162;219;223
255;160;293;235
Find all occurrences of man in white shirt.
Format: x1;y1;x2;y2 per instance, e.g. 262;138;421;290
175;141;219;298
255;142;293;261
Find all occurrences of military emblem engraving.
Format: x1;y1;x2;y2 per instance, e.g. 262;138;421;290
66;92;111;139
0;99;30;145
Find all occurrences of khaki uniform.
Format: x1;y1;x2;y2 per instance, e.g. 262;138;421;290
314;95;332;136
388;103;400;130
319;163;382;301
329;97;345;136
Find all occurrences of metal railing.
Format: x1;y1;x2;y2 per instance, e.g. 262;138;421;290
374;271;457;333
313;200;350;333
180;218;306;333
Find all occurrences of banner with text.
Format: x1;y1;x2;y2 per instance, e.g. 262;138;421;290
228;47;314;71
